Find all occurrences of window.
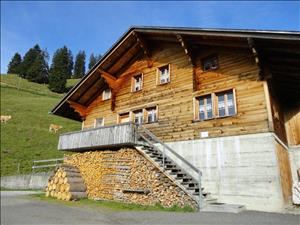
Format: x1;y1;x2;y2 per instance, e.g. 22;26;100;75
216;90;236;117
194;89;236;121
133;109;143;125
158;65;170;84
146;107;157;123
197;94;213;121
119;112;130;124
202;55;218;71
132;74;143;92
102;88;111;100
94;118;104;128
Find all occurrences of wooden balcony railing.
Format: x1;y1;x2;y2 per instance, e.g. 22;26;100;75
58;122;138;151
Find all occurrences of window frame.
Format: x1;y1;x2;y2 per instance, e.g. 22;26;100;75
132;109;144;125
102;88;112;101
117;112;130;124
194;88;237;121
215;89;237;118
145;106;158;124
94;117;105;128
131;73;144;92
157;64;171;85
194;94;214;121
201;54;219;72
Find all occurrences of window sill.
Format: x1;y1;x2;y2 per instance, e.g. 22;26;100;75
202;67;219;72
192;114;237;123
143;121;158;125
131;89;143;93
157;82;170;86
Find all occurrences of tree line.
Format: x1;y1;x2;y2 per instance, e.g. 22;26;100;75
7;44;101;93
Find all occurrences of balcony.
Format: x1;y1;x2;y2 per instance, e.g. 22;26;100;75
58;122;138;151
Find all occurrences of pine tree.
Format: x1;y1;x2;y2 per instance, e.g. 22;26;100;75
88;53;102;70
73;51;86;78
88;53;96;70
48;46;72;93
26;52;49;84
67;48;74;79
20;44;42;78
7;53;22;74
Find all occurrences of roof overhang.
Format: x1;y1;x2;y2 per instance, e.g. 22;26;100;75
51;26;300;121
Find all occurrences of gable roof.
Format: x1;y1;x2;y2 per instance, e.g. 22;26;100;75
51;26;300;121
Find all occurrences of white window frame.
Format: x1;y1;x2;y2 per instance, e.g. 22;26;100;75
146;106;158;123
157;64;170;85
102;88;111;100
133;109;143;125
131;73;143;92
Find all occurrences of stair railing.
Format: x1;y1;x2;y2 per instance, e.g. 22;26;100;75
137;125;203;209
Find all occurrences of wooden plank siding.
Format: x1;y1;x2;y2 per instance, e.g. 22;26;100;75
275;142;293;202
83;42;269;142
284;106;300;146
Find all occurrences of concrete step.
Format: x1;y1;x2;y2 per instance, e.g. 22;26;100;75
201;203;246;213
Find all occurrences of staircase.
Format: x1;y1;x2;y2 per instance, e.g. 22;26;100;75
136;125;215;210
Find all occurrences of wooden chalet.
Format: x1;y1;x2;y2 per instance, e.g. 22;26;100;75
52;26;300;211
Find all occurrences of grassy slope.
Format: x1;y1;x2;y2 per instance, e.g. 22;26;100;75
1;75;81;176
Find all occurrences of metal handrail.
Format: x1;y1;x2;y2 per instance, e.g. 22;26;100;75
32;158;64;173
139;125;200;174
138;125;203;209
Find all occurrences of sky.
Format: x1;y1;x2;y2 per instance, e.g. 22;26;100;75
1;1;300;73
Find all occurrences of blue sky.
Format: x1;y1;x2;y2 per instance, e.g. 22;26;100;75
1;1;299;73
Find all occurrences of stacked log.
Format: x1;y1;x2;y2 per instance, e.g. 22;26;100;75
45;164;87;201
63;148;197;209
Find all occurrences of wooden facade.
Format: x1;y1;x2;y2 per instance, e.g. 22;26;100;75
81;43;270;142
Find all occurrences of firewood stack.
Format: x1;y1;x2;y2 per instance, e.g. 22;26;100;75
45;164;87;201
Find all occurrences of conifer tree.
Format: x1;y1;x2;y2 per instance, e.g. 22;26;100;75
88;53;102;70
7;53;22;74
20;44;42;78
48;46;72;93
26;52;49;84
73;51;86;78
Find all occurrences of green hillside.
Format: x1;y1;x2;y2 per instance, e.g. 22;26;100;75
1;75;81;176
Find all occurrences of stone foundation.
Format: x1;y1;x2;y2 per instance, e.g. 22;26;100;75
64;148;197;209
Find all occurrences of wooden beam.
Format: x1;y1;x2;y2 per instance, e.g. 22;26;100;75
99;66;144;90
247;38;266;80
106;42;140;74
263;81;274;131
111;90;116;111
176;34;195;66
132;31;153;67
97;68;119;90
67;100;87;119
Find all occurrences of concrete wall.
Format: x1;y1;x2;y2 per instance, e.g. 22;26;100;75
289;147;300;183
163;132;286;212
1;172;51;190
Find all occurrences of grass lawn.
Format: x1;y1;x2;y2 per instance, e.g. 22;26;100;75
1;75;81;176
30;193;195;212
66;78;80;89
